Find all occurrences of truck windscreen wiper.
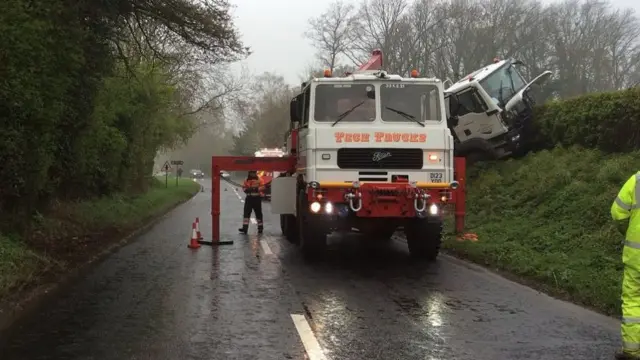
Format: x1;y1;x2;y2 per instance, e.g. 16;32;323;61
384;107;425;127
331;101;365;127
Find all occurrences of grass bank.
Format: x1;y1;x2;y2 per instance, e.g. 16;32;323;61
444;146;636;316
0;177;200;301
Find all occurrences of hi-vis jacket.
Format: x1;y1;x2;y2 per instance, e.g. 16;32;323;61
612;172;640;249
243;178;265;197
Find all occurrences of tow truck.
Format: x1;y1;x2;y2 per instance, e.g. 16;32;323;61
254;148;286;201
266;49;467;260
444;58;552;162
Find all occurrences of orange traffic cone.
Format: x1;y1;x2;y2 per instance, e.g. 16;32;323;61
188;222;201;249
195;217;203;240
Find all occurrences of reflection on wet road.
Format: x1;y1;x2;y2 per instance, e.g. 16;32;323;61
0;179;621;359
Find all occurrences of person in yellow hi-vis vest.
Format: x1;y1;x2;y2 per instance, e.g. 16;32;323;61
612;172;640;360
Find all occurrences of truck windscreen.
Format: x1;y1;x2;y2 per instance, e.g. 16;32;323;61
380;83;441;122
314;83;376;122
479;64;526;106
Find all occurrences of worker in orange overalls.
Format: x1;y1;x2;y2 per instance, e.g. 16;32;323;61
257;171;266;198
239;170;265;234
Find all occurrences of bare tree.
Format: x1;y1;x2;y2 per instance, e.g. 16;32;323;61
308;0;640;98
304;1;357;71
345;0;409;72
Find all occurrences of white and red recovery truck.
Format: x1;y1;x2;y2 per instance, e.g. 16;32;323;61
206;49;467;259
254;148;287;201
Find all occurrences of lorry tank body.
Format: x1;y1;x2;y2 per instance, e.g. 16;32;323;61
444;58;552;163
269;49;467;261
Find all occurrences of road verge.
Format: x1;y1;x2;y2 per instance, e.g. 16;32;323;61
444;146;632;316
0;177;202;332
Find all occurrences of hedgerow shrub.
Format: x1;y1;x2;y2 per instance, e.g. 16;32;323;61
530;87;640;153
0;1;194;230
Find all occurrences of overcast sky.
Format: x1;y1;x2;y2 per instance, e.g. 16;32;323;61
228;0;639;85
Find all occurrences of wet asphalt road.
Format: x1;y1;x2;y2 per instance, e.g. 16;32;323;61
0;178;622;360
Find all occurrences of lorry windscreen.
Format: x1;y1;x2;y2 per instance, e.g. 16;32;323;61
380;83;441;122
479;64;526;106
314;83;376;122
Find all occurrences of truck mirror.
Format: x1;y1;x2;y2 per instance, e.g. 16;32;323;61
366;90;375;99
290;98;301;123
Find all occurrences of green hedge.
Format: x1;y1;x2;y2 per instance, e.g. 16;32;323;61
530;87;640;153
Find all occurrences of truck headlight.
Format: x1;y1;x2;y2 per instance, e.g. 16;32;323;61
428;204;439;216
325;202;333;214
310;202;321;213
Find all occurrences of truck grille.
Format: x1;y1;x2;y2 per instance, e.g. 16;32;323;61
337;148;423;169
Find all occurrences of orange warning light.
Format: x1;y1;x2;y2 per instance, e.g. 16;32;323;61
410;69;419;78
323;69;331;77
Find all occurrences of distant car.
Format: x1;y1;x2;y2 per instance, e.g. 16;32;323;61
220;171;230;178
190;169;204;179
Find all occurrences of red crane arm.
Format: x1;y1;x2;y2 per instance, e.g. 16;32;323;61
357;49;384;71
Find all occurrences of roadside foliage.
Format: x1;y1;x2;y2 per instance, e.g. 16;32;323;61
530;88;640;154
0;0;246;298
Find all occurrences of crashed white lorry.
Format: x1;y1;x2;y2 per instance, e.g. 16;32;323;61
444;58;552;162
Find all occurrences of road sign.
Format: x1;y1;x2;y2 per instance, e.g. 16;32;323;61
162;161;171;171
171;160;184;165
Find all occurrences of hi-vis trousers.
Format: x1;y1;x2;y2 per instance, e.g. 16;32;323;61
241;196;263;231
622;245;640;355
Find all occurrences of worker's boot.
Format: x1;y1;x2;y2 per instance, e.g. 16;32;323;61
238;224;248;234
257;224;263;234
615;351;640;360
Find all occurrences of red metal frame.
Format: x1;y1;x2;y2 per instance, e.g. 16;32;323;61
209;156;296;244
207;156;466;243
454;157;466;233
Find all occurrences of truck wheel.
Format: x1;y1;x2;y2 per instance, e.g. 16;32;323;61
281;214;299;244
404;218;443;261
297;190;326;259
466;152;485;165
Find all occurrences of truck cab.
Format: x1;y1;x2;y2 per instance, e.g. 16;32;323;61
291;72;456;186
444;58;551;162
273;62;464;261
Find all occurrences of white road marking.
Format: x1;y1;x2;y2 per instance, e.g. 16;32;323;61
231;186;323;355
231;187;243;201
291;314;328;360
260;240;273;255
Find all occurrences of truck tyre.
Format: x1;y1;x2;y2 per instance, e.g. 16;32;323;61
404;218;443;261
297;190;326;259
465;152;485;165
281;214;299;244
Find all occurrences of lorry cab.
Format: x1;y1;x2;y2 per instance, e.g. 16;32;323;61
273;50;466;261
287;69;459;186
444;58;551;161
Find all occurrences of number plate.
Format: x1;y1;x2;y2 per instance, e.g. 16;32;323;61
429;172;444;183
